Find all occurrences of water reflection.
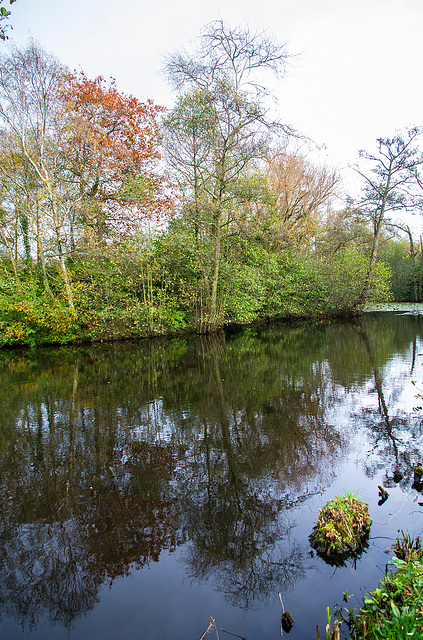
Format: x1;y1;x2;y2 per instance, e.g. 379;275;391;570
0;313;422;632
352;316;423;488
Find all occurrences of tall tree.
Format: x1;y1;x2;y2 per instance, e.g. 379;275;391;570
59;72;168;242
164;21;292;329
0;41;76;307
353;128;421;307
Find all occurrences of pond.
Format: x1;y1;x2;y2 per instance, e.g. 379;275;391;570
1;310;423;640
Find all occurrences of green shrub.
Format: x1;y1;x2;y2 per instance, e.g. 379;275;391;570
353;557;423;639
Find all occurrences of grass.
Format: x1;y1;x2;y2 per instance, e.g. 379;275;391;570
310;492;371;557
353;556;423;639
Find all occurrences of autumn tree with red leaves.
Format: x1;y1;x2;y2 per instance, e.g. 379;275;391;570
0;42;169;313
60;72;169;242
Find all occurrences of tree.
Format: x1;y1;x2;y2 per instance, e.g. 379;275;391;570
0;41;77;308
265;149;340;247
384;223;423;302
59;72;168;243
164;21;292;329
352;128;422;307
0;44;169;313
0;0;16;41
317;208;372;258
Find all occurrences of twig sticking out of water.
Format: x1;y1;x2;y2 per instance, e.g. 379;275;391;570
199;617;218;640
279;593;284;639
279;592;295;637
219;628;247;639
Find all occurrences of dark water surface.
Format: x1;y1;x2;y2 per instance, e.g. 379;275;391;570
1;312;423;639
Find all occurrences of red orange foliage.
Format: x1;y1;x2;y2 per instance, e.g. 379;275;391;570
60;72;170;232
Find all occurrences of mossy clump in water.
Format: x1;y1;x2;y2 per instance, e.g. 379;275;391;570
310;492;371;557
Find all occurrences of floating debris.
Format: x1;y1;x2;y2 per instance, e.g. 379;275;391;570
378;485;389;505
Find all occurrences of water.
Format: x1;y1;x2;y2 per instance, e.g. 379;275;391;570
1;311;423;639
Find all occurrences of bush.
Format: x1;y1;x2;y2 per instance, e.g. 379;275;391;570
0;297;79;346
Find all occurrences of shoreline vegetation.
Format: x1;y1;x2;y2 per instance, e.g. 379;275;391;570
349;534;423;640
0;241;392;348
319;519;423;639
3;253;423;349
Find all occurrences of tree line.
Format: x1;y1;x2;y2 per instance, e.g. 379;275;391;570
0;23;422;346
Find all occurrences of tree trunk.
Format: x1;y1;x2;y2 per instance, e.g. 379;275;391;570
210;211;222;327
0;224;20;282
405;226;418;302
357;223;382;308
36;225;53;299
58;244;74;310
357;167;392;308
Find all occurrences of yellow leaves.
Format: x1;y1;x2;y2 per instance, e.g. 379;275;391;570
265;149;340;246
2;297;79;345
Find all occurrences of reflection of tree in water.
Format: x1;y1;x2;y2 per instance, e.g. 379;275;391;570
0;520;100;628
0;422;183;629
182;484;305;609
175;337;345;608
0;325;351;625
348;319;423;486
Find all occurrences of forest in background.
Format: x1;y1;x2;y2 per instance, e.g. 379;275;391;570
0;23;422;347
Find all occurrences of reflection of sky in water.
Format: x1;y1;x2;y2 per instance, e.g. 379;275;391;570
1;312;423;639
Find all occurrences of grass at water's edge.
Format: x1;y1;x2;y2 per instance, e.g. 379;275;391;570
351;556;423;639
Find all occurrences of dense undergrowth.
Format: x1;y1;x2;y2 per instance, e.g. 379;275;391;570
0;238;392;347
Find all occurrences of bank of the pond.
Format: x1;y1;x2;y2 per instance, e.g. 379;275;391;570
320;527;423;639
351;553;423;639
0;242;394;347
0;303;365;349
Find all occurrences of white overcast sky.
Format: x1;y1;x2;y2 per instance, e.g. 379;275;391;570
6;0;423;199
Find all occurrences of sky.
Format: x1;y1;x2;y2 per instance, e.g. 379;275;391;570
5;0;423;201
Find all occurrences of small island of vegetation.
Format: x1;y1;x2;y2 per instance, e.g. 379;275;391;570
310;493;371;560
